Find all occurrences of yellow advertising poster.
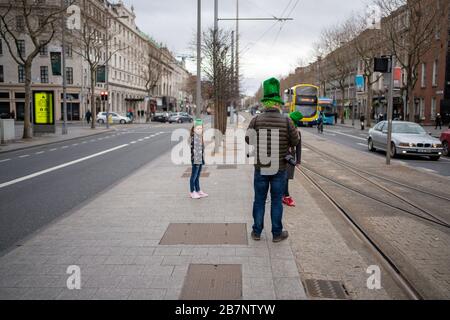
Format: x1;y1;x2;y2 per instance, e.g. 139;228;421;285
34;92;54;124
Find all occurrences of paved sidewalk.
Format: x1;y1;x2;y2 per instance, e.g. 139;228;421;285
1;123;114;154
0;134;306;300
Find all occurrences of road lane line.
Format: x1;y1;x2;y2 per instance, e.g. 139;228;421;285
19;155;30;158
0;144;129;190
35;151;45;155
49;148;57;151
61;146;68;149
327;130;367;141
0;159;11;163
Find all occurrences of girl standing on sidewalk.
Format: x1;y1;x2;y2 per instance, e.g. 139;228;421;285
190;119;208;199
283;111;302;207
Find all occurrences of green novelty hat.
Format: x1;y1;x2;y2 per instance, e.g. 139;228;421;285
289;111;304;127
195;119;204;126
261;77;284;106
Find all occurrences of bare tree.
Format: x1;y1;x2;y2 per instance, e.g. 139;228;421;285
201;27;234;135
0;0;73;138
318;20;357;124
346;15;383;128
141;41;163;122
375;0;444;122
67;1;124;129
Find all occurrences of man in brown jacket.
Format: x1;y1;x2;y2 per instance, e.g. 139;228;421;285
245;78;300;243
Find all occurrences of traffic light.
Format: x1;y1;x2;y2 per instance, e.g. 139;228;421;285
100;91;109;101
374;57;391;73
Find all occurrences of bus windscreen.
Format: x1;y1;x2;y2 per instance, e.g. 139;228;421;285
296;105;317;118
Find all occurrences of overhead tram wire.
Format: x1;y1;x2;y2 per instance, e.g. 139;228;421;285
272;0;300;46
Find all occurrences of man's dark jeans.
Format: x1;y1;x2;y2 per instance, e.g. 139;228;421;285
252;169;287;237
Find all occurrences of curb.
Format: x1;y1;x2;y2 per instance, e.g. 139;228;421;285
0;128;116;155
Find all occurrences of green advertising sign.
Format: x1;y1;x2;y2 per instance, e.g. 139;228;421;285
50;52;61;76
96;65;106;83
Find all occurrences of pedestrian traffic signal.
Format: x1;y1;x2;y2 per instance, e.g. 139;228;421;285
101;91;109;101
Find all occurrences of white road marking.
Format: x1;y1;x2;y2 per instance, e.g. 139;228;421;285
72;143;79;146
49;148;57;151
19;155;30;158
327;130;367;141
144;137;150;140
35;151;45;155
357;143;367;147
0;144;129;189
324;133;336;136
138;139;144;142
0;159;11;163
130;141;137;144
421;168;438;173
61;146;68;149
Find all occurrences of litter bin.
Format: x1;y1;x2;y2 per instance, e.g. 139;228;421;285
0;119;15;144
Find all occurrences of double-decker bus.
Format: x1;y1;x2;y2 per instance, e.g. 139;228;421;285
318;97;336;125
285;84;319;126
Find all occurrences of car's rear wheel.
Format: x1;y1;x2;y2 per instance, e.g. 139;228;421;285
178;119;182;124
390;142;397;158
368;138;376;152
189;118;193;123
443;141;449;156
120;120;125;124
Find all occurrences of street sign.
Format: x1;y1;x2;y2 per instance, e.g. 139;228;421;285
356;75;364;92
33;91;56;134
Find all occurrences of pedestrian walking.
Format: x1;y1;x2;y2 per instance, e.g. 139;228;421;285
85;110;91;124
360;114;365;130
317;110;324;134
283;111;302;207
435;113;442;130
334;112;338;125
245;77;300;243
190;119;208;199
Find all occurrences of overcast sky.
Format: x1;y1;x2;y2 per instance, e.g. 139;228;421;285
125;0;370;95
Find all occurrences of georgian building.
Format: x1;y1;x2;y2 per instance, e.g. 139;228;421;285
0;0;190;121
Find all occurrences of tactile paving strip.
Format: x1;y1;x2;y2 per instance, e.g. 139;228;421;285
159;223;248;245
180;264;242;300
304;279;349;300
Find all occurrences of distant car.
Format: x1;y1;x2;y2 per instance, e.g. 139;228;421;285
168;112;193;124
96;112;131;124
440;129;450;157
152;112;171;123
368;121;444;161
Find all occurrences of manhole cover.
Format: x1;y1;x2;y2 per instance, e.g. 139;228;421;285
180;264;242;300
160;223;248;245
182;172;210;178
304;279;349;300
217;165;238;170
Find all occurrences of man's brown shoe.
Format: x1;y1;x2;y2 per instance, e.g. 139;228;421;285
273;231;289;243
251;231;261;241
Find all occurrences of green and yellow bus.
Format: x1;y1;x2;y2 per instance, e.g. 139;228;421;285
285;84;320;126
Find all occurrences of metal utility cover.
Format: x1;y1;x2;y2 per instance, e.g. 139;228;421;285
182;172;210;178
180;264;242;300
217;165;238;170
304;279;349;300
159;223;248;245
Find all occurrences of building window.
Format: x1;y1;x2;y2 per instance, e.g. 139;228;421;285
0;65;4;82
40;66;49;83
65;43;72;57
419;98;425;119
432;60;438;87
18;65;25;83
16;40;25;57
16;16;25;32
39;41;48;56
431;98;437;120
421;63;426;88
66;67;73;84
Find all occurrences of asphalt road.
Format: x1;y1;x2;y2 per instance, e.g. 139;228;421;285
0;121;192;254
300;125;450;177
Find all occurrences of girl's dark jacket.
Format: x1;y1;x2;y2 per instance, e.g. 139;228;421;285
190;134;205;165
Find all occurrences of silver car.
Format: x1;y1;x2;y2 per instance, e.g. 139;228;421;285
368;121;444;161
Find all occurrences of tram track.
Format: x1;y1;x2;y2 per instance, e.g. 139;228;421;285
296;142;450;299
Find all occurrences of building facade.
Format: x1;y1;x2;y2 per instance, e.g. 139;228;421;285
0;0;190;121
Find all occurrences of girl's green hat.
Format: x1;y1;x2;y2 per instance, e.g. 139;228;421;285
195;119;204;126
289;111;304;127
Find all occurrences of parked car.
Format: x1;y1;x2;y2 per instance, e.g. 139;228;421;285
152;112;171;123
168;112;193;124
96;112;131;124
368;121;444;161
440;129;450;157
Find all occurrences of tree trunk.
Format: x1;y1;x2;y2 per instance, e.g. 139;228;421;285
340;85;345;124
365;80;373;128
23;61;33;139
407;84;415;122
90;70;96;129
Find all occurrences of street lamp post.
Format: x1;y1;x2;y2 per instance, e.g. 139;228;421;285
196;0;202;119
61;0;68;135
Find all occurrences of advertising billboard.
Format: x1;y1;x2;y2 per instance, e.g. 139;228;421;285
33;91;56;133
